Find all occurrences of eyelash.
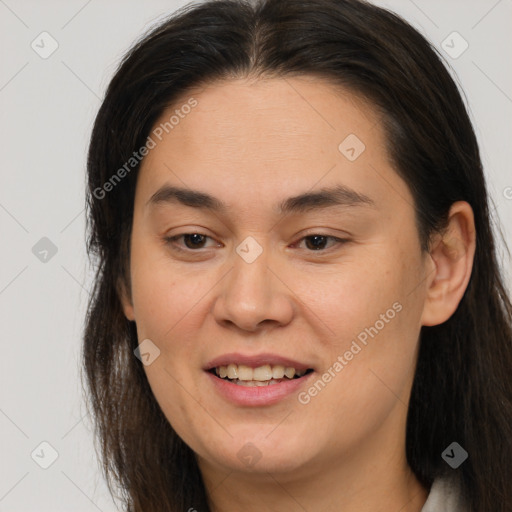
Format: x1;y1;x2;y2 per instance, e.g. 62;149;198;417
163;232;349;254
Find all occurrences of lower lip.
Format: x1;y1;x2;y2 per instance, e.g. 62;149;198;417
205;370;315;406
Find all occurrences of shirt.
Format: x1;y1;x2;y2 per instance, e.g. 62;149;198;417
421;477;465;512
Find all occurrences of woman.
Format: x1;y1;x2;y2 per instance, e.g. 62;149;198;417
82;0;512;510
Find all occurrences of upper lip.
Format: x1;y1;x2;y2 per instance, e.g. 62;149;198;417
204;352;314;372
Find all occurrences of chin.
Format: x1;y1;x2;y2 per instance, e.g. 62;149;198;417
201;432;315;475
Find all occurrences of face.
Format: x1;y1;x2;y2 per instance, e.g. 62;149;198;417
121;76;432;481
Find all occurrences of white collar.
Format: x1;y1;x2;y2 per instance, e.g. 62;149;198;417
420;477;465;512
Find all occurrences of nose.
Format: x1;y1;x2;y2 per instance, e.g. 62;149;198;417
212;242;295;333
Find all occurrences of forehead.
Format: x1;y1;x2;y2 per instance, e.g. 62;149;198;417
154;75;380;154
135;76;409;216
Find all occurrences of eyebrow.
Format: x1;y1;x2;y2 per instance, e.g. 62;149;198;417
146;184;376;215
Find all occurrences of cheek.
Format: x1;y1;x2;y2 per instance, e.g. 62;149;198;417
310;248;413;340
129;239;202;341
297;300;420;457
133;270;209;441
143;363;214;452
308;243;423;400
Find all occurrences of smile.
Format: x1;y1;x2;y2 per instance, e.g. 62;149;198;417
205;361;315;406
209;364;313;386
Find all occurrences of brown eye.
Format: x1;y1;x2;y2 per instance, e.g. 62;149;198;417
181;233;208;249
164;233;215;251
296;234;348;252
303;235;330;251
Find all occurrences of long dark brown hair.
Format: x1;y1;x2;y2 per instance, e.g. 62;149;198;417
82;0;512;510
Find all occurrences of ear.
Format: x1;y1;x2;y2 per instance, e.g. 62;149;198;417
420;201;476;327
117;275;135;322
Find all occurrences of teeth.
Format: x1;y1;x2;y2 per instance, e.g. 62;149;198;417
253;365;272;381
227;363;238;379
236;379;283;386
284;367;295;379
214;363;309;381
272;365;285;379
237;365;253;380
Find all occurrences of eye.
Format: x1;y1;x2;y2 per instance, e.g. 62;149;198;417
164;233;216;251
293;234;348;252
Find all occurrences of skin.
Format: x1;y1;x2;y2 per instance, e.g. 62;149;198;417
120;76;476;512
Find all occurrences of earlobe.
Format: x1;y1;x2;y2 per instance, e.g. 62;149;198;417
420;201;476;327
117;277;136;321
122;298;136;322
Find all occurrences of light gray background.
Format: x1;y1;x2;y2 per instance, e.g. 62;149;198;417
1;0;511;510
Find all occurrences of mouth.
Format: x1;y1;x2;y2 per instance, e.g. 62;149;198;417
204;354;316;406
207;364;315;387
